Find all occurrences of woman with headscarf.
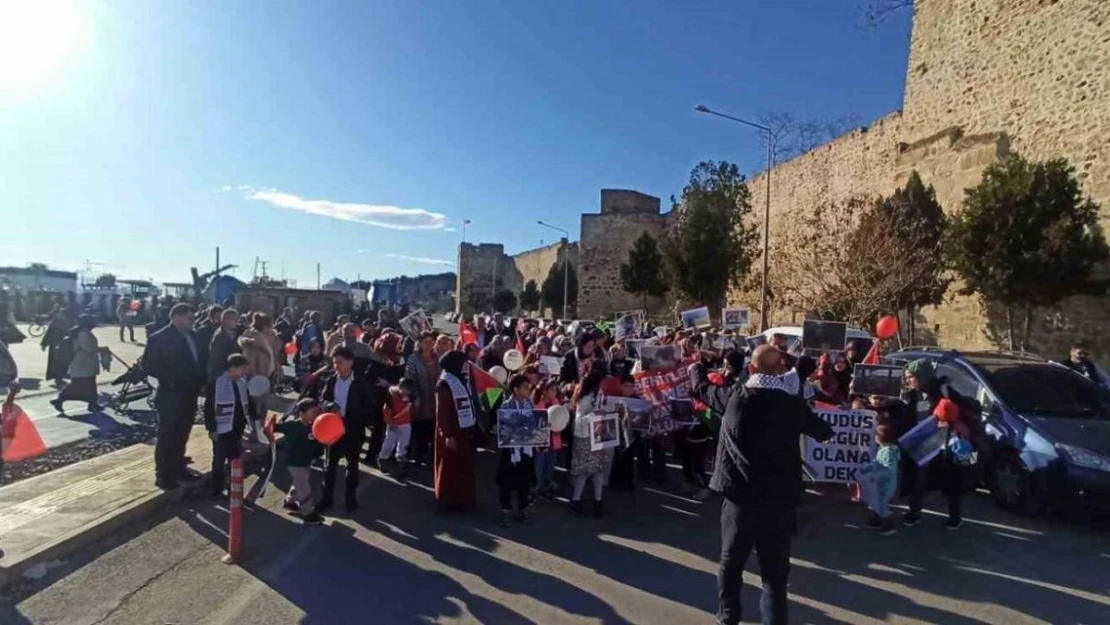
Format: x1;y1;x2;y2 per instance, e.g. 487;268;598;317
41;308;71;386
560;332;598;385
50;314;100;414
405;331;439;466
434;350;477;512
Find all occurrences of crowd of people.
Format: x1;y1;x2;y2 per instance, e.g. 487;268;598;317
15;300;1103;625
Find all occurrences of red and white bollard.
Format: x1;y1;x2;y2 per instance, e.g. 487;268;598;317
221;458;244;565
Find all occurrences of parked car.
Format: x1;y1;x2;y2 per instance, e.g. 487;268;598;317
887;348;1110;514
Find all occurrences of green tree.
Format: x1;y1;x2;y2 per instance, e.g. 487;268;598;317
620;232;670;312
519;279;541;314
663;160;759;314
466;291;490;313
491;289;518;315
854;171;949;341
541;262;578;318
950;154;1109;349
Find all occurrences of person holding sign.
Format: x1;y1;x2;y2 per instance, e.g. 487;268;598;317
711;345;834;625
496;375;537;527
898;359;976;530
569;371;614;518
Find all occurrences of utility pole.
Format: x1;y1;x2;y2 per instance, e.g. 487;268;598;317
316;263;321;290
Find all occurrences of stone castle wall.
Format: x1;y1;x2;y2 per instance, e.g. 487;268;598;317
577;190;671;319
458;0;1110;355
456;243;506;317
504;241;579;313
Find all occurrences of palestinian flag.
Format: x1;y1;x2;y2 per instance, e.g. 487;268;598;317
693;399;720;437
469;363;504;411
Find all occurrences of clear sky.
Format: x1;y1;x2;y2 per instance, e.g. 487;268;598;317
0;0;912;287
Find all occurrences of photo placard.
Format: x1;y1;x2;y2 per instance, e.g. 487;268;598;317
639;345;678;371
497;409;551;448
801;319;848;353
589;413;621;451
721;307;751;331
680;306;711;330
850;364;905;398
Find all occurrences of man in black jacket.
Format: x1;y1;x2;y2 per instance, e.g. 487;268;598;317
143;303;206;489
206;308;241;384
314;347;374;512
711;345;834;625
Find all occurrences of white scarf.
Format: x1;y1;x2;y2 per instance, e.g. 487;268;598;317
213;373;250;435
440;371;475;429
746;369;806;396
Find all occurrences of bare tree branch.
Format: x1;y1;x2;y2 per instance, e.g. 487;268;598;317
858;0;914;30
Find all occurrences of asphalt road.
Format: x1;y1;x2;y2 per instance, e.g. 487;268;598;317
4;452;1109;625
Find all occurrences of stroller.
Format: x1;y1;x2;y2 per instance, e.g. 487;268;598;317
107;351;156;415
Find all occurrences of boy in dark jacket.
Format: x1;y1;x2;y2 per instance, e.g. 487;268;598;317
204;354;257;498
271;398;326;524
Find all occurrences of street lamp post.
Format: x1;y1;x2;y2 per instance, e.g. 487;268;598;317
537;221;570;320
694;104;776;332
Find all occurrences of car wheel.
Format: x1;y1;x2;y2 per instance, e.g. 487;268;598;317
990;454;1040;515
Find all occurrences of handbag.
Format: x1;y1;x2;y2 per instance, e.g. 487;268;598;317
947;435;978;466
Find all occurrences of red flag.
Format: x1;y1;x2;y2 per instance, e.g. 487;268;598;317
461;322;478;347
515;319;526;354
862;339;881;365
2;402;48;462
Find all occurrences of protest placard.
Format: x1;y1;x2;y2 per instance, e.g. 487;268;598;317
399;309;428;340
598;396;654;431
624;339;648;360
680;306;711;330
538;355;563;378
745;334;768;350
803;408;877;483
802;319;848;353
703;333;738;352
614;312;643;341
851;363;905;398
898;418;948;466
640;345;678;371
721;307;751;331
589;413;621;451
497;409;551;448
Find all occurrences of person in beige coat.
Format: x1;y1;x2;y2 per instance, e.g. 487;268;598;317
51;314;101;414
239;313;276;380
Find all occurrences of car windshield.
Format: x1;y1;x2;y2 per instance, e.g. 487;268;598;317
984;364;1110;419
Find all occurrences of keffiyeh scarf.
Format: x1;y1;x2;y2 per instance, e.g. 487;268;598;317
440;371;475;428
745;369;815;400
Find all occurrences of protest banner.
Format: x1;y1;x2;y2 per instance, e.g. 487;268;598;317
399;309;429;340
497;409;551;448
680;306;711;330
633;364;694;435
802;319;848;353
598;396;654;431
803;408;877;483
721;307;751;331
703;332;738;352
898;418;948;466
589;413;620;451
850;363;904;398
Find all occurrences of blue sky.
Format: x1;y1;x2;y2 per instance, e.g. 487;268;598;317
0;0;911;287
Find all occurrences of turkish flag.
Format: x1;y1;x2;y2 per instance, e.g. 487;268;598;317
2;402;48;462
461;322;478;347
862;339;881;365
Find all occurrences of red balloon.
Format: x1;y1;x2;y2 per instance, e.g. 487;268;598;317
284;342;298;356
875;315;899;340
312;412;345;446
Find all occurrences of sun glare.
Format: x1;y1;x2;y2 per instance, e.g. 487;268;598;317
0;0;82;92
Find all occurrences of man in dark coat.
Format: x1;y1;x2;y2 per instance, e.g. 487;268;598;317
206;308;240;384
143;303;206;489
193;305;222;371
314;346;374;512
711;345;833;625
1061;342;1106;388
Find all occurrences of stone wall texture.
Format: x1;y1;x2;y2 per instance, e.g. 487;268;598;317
456;243;506;317
505;240;579;316
459;0;1110;357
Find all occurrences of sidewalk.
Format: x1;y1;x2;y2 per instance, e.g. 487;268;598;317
0;427;216;590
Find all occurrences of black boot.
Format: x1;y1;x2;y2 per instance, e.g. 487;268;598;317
592;499;604;518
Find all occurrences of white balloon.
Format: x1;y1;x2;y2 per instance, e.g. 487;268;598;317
503;349;525;371
490;365;509;385
247;375;271;397
547;404;570;432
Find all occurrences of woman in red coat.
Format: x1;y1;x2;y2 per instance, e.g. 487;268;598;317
434;350;477;512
